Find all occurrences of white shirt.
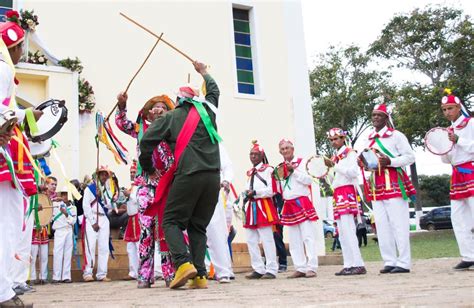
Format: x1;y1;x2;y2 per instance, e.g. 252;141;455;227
126;186;139;216
332;146;359;189
246;162;274;199
82;184;106;225
281;157;312;200
52;202;77;230
441;115;474;166
364;126;415;168
0;60;26;122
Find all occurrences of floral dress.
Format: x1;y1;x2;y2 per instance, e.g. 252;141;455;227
115;109;175;285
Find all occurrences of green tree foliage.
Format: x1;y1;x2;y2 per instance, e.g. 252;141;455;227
309;45;394;154
418;174;451;207
369;6;473;144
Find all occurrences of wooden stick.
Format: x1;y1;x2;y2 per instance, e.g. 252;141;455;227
105;34;163;121
120;12;195;63
187;73;190;84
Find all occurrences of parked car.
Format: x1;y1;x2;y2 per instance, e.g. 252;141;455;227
323;220;335;238
419;206;452;231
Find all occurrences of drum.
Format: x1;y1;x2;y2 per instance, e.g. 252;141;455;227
37;193;53;226
0;109;17;134
306;155;330;179
29;139;52;159
273;162;293;181
359;148;381;171
424;127;454;155
26;99;68;142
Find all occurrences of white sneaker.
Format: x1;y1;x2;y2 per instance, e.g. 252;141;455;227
218;276;231;283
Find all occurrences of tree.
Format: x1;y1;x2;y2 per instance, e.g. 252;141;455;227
309;45;394;154
369;5;474;144
418;174;451;207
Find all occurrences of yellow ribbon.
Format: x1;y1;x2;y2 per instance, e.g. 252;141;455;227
50;148;82;201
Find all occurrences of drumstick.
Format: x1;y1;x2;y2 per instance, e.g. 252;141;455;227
119;12;195;63
105;34;164;122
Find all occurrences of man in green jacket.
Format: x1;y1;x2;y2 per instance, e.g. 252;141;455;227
139;61;221;289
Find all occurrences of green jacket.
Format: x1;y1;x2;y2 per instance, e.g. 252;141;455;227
139;74;220;176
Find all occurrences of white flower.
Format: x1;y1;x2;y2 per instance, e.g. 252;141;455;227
79;105;85;111
38;56;45;62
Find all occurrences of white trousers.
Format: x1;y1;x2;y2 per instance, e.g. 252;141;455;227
127;242;139;278
373;198;411;269
83;217;110;279
287;220;318;273
154;242;162;277
10;210;34;287
337;214;364;268
0;182;23;303
207;196;234;279
52;228;73;281
451;197;474;262
30;244;48;281
245;226;278;275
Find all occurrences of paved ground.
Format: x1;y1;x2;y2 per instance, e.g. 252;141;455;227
23;258;473;307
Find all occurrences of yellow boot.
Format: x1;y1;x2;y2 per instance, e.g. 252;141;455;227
187;276;208;289
169;262;197;289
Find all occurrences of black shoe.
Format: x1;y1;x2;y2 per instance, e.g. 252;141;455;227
390;266;410;274
245;271;263;279
453;261;474;271
51;280;61;284
379;266;396;274
229;276;235;280
335;268;352;276
62;279;72;283
261;273;276;279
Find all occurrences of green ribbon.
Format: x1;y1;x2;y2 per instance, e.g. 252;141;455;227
51;139;60;148
52;205;73;223
25;108;39;136
374;137;409;201
29;161;41;230
136;120;145;175
179;98;222;144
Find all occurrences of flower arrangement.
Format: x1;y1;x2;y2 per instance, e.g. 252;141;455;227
58;57;83;74
27;50;47;65
78;78;96;113
6;9;39;31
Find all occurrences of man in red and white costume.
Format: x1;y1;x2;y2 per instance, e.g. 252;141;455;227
0;13;40;307
361;103;416;274
327;128;366;276
243;141;279;279
439;92;474;270
277;139;318;278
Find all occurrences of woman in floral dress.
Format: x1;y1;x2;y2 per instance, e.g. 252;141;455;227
115;92;175;288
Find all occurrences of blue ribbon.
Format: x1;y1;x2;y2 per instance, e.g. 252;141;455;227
457;167;473;174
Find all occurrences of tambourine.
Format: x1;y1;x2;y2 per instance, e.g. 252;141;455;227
0;110;17;135
273;162;293;181
424;127;454;156
359;148;381;171
37;193;53;227
26;99;68;142
306;155;330;179
29;139;52;159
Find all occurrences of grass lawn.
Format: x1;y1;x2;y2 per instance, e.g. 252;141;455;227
325;229;460;262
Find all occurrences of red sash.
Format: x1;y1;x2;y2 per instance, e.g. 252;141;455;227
144;107;201;251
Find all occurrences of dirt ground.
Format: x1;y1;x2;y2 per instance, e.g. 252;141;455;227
23;257;473;307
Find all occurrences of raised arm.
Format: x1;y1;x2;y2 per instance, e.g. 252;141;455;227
114;91;138;138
